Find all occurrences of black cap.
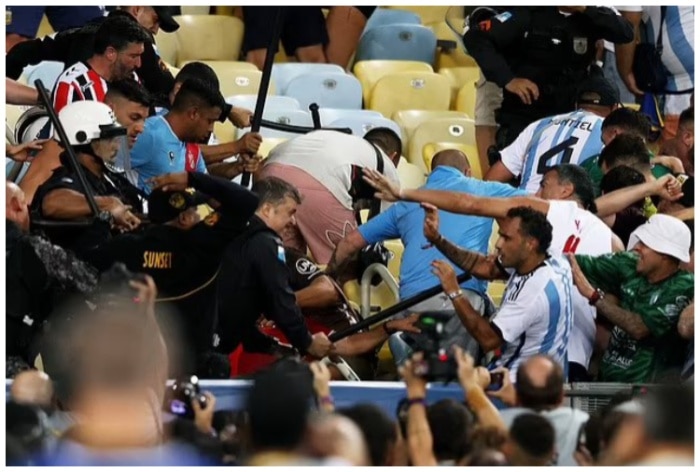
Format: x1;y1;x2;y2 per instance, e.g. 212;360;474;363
576;75;620;107
148;189;205;224
153;6;179;33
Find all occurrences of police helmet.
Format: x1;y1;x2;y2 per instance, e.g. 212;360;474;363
55;101;126;146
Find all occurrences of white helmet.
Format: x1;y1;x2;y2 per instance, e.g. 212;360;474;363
55;100;126;146
14;106;49;144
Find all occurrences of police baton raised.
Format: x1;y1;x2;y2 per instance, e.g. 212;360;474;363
328;272;472;342
34;79;101;219
240;6;286;188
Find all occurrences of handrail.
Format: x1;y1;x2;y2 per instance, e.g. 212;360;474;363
360;263;400;319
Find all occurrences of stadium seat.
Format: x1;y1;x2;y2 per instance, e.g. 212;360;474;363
354;60;433;104
154;29;180;66
383;238;405;280
226;94;300;112
284;72;362;110
393;110;471;156
387;6;451;25
6;105;26;133
355;24;437;65
258;137;287;159
271;63;345;94
173;15;244;66
343;278;399;319
426;20;482;70
455;82;478;118
397;158;427;189
179;61;262;97
21;61;64;91
180;6;210;15
409;117;477;171
422;142;481;180
363;8;421;33
318;108;383;127
329;116;402;139
240;109;314;140
368;71;451;118
439;67;480;111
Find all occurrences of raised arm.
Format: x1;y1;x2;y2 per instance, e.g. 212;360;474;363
363;168;549;218
595;175;682;218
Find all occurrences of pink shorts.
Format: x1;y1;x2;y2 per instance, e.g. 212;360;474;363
261;163;356;264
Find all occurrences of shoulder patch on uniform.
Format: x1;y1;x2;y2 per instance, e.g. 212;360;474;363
478;19;492;31
277;245;286;263
203;212;220;226
296;258;318;276
494;11;512;22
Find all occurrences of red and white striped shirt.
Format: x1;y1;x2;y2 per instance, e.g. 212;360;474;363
52;61;109;112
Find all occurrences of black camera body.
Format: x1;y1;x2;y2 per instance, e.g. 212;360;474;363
164;375;208;420
410;312;458;383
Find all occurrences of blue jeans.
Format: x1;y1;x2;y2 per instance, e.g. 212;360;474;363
603;49;637;105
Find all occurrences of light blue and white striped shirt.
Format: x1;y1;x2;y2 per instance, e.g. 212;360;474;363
491;255;574;381
501;110;605;194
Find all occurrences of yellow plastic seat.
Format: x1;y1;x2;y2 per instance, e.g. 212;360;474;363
455;81;478;118
180;6;211;15
487;281;507;308
439;67;480;111
180;62;271;98
258;137;287;159
173;15;244;65
409;116;476;169
368;71;451;118
154;29;181;67
422;142;481;180
392;110;471;156
6;105;26;132
343;280;399;319
397;158;427;189
353;60;433;104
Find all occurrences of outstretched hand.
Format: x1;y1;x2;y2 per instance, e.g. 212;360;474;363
363;168;402;202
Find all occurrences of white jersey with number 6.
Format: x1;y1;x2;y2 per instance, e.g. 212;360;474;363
546;200;613;370
501;110;605;194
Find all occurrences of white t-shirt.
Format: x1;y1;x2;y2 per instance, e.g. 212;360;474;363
501;110;605;194
492;255;574;380
547;200;613;369
263;130;400;210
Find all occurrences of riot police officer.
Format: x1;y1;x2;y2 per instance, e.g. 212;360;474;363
463;6;633;148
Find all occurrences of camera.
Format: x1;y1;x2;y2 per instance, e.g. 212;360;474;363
487;372;504;391
408;312;457;383
163;375;208;420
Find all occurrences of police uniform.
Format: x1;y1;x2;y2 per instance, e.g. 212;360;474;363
31;152;144;257
463;6;633;147
85;172;259;373
215;216;313;358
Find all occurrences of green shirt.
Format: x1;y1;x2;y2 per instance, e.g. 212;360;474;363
575;252;693;383
582;154;672;197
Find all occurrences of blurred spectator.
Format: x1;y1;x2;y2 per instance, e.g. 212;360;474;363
85;171;258;377
599;165;647;246
30;101;142;257
427;399;475;465
305;413;370;465
5;78;39;105
51;15;150;112
129;78;220;192
261;128;401;264
5;6;105;52
6;401;50;465
570;214;694;382
245;359;317;465
242;7;328;69
464;448;509;466
6;7;179;108
338;404;402;466
212;410;250;465
485;75;619;193
488;355;589;466
505;413;557;466
6;182;98;365
329;149;526;364
215;177;333;372
677;301;694;382
10;370;54;409
615;7;694;142
324;7;376;68
658;106;694;175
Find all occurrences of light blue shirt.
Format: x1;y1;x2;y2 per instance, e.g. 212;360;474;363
129;115;207;193
358;166;528;299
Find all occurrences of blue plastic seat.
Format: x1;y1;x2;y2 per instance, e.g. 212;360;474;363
355;24;437;64
363;8;421;33
284;72;362;110
271;63;345;95
329;116;402;139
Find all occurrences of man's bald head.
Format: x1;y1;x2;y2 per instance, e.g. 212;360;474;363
305;413;370;466
430;149;471;174
11;370;54;409
515;355;564;411
6;181;30;232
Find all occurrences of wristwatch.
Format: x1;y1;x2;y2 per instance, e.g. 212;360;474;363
588;288;605;306
447;289;464;301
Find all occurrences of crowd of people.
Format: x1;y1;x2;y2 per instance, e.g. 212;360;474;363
5;5;694;466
